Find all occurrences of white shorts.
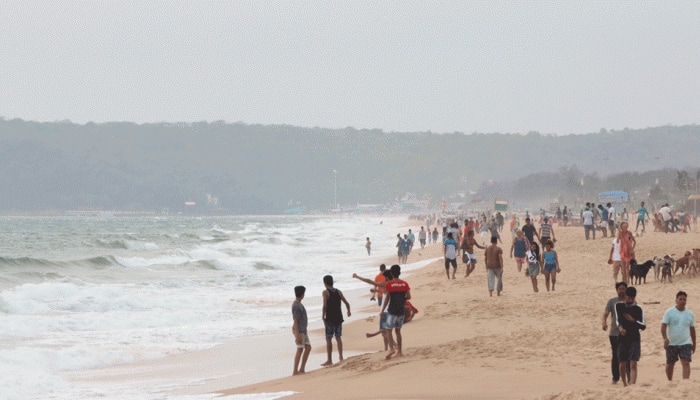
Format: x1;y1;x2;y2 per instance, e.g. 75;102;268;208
600;221;608;228
295;332;311;349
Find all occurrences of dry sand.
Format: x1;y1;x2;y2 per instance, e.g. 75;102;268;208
219;222;700;399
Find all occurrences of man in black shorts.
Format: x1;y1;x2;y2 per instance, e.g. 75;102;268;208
661;291;696;380
615;286;646;386
602;282;630;383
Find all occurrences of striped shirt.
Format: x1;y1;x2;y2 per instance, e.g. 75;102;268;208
540;223;552;238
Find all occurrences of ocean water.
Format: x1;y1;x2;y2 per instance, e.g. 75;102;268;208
0;215;424;400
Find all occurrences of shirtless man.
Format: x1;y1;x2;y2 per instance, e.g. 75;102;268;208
484;236;504;296
462;229;486;277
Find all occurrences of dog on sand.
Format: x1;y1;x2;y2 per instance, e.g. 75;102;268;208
630;259;654;285
661;255;674;283
674;251;693;276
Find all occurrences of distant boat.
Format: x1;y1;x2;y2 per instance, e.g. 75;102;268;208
283;206;306;215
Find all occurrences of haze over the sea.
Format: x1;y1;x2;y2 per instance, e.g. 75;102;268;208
2;1;699;135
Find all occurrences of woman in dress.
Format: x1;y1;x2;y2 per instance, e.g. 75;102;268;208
617;221;636;284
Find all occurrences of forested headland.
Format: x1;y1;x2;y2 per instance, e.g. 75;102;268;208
0;118;698;214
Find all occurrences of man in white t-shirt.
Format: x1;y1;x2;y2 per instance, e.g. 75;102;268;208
660;204;673;233
608;237;624;282
661;291;696;380
582;207;595;240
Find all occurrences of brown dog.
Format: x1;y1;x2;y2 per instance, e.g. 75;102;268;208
674;251;692;276
690;249;700;277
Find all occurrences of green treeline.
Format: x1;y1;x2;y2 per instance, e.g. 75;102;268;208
0;118;697;214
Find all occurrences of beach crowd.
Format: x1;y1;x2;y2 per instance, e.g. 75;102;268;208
290;201;698;391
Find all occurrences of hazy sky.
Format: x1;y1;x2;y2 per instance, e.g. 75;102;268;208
1;1;699;135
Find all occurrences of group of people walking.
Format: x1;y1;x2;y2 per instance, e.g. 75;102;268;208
292;208;695;391
437;214;562;296
603;283;696;386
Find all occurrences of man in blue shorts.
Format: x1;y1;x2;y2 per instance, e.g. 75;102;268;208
321;275;351;367
381;264;411;360
615;286;646;386
662;291;696;380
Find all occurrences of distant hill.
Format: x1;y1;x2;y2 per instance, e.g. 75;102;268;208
0;118;697;214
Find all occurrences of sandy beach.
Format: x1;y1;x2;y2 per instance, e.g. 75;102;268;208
216;222;700;399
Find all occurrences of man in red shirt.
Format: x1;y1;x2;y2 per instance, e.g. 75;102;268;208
381;264;411;359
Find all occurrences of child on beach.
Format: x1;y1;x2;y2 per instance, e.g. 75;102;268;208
526;241;542;292
365;237;371;255
292;285;311;375
542;240;561;292
321;275;351;367
370;264;386;304
404;300;419;323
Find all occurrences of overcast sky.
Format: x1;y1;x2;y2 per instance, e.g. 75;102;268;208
1;1;699;135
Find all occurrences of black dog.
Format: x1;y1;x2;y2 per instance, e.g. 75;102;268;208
630;259;654;284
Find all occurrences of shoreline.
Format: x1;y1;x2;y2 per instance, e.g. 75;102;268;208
218;226;700;399
64;219;438;398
